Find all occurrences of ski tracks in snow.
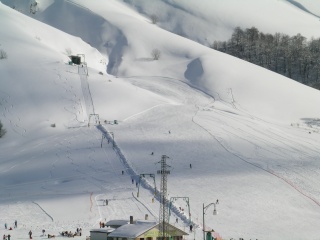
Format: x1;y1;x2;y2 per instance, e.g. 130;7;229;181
192;88;320;208
0;91;27;137
52;67;86;127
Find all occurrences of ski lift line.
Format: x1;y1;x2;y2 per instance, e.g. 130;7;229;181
96;124;198;227
32;201;54;222
131;192;158;219
96;125;138;176
78;67;95;118
137;173;157;198
168;197;191;221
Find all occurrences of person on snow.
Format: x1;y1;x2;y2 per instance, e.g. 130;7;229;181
29;230;32;239
14;220;17;228
4;223;7;229
7;235;10;240
3;235;6;240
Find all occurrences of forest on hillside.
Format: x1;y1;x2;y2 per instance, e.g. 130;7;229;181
212;27;320;89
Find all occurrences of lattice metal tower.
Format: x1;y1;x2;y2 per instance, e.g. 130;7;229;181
157;155;170;239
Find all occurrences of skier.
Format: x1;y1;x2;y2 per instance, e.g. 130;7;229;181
42;229;45;236
7;235;10;240
189;225;193;232
4;223;7;229
3;235;6;240
14;220;17;228
29;230;32;239
190;163;192;168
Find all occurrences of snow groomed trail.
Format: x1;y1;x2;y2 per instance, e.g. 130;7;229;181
78;64;96;124
78;66;198;233
193;97;320;209
102;75;320;239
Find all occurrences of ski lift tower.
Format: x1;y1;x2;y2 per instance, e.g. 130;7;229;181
157;155;171;240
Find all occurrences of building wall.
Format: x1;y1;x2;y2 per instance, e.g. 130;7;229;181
136;226;184;240
90;231;109;240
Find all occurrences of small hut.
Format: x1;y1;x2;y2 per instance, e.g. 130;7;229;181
69;55;81;65
105;219;129;229
107;220;188;240
90;228;114;240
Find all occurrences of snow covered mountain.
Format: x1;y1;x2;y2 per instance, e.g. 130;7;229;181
1;1;320;240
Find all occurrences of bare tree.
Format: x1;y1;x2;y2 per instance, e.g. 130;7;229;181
151;48;161;60
0;120;6;138
0;49;7;59
150;14;158;24
214;26;320;88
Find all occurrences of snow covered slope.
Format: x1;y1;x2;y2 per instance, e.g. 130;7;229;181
286;0;320;18
3;0;320;53
119;0;320;44
1;1;320;240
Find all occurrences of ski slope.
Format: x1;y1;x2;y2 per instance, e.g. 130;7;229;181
1;1;320;240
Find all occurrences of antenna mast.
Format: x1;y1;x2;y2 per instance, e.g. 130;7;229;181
157;155;171;239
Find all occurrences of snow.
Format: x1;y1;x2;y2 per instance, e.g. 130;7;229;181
119;0;320;44
286;0;320;17
1;1;320;240
107;220;157;238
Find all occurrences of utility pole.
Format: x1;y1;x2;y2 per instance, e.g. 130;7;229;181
157;155;171;239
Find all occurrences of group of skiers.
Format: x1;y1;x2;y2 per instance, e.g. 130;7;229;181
3;221;18;240
4;221;17;230
3;220;86;240
60;228;82;237
3;234;11;240
99;221;106;228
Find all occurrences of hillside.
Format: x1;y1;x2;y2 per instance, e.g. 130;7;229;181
1;1;320;240
119;0;320;44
